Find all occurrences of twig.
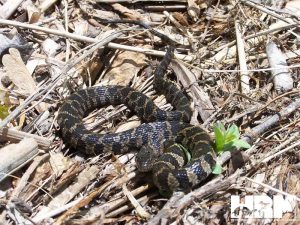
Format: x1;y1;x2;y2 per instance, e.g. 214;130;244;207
54;172;137;224
226;89;300;123
202;93;235;127
245;177;300;202
33;166;101;224
122;184;151;218
63;0;70;62
0;18;192;61
163;10;182;30
10;154;49;199
242;0;297;25
215;21;298;52
235;20;250;93
200;0;220;42
0;29;123;129
106;194;155;218
32;197;83;224
99;184;150;215
262;137;300;164
0;127;51;150
144;5;186;10
243;98;300;144
148;171;240;224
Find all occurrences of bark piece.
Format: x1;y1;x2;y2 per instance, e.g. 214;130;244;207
0;138;38;182
266;41;293;92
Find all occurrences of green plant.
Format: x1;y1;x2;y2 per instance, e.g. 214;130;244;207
0;105;9;120
212;122;251;174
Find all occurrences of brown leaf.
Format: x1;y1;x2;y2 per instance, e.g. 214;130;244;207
49;152;74;177
80;50;104;84
2;48;37;96
173;12;189;26
105;50;147;85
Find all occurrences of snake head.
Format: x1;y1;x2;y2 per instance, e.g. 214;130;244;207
136;146;159;172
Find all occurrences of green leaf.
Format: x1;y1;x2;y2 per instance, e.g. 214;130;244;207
175;144;191;161
213;122;226;153
216;121;226;133
225;124;240;141
233;139;251;149
223;141;236;152
0;105;9;120
212;163;222;175
213;122;251;155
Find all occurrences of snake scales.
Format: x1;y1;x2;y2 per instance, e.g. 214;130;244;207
57;22;216;195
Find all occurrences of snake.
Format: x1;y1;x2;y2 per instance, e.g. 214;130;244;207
57;22;216;195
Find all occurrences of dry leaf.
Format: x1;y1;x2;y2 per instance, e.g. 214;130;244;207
73;20;89;36
105;50;147;85
2;48;37;96
80;50;104;84
112;3;143;20
116;120;141;133
49;152;73;177
41;39;60;57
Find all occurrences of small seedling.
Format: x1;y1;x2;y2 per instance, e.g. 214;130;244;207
212;122;251;174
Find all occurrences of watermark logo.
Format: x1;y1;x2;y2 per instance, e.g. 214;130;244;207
231;195;296;218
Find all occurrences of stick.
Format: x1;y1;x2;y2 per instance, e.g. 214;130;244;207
235;20;250;93
0;18;192;61
0;127;51;149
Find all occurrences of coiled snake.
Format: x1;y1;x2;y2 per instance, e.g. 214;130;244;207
57;22;216;195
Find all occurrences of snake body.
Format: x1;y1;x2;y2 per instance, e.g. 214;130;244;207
57;26;216;195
